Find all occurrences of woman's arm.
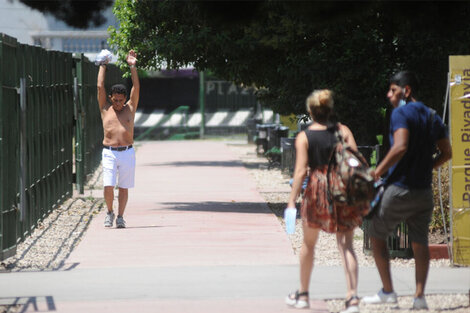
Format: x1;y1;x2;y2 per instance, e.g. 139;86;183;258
287;132;309;208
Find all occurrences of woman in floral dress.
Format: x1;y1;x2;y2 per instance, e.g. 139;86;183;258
285;89;368;313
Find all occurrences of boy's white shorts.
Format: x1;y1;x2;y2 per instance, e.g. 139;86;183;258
102;147;136;188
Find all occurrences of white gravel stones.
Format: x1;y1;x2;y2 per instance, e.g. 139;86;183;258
0;197;103;272
326;294;469;313
0;165;105;272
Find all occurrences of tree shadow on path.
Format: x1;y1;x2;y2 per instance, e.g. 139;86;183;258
160;201;272;214
142;160;262;169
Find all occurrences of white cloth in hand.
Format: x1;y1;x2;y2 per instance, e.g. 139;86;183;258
95;49;113;65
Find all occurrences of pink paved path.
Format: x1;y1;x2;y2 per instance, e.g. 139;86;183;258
62;141;328;313
68;141;296;268
53;299;329;313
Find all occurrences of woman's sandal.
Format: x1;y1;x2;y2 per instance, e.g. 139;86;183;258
340;295;360;313
285;290;309;309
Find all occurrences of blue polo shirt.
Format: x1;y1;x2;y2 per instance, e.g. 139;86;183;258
385;101;447;189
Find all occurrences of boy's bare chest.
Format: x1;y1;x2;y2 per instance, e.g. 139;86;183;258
102;106;133;127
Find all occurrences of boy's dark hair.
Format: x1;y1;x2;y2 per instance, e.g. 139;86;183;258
110;84;127;96
390;71;419;95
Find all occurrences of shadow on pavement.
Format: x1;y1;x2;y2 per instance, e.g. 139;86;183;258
0;295;55;313
120;225;169;229
160;201;272;214
141;160;263;169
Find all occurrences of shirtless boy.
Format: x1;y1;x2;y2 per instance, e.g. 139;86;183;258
97;50;140;228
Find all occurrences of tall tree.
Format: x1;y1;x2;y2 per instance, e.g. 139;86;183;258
109;0;470;144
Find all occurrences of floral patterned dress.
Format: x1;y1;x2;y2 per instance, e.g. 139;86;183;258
301;129;369;233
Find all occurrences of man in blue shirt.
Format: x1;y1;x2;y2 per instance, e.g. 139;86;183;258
363;71;452;310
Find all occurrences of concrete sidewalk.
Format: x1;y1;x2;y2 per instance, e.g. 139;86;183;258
0;140;468;313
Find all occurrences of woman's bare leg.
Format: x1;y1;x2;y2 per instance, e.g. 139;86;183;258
336;229;359;303
298;222;321;299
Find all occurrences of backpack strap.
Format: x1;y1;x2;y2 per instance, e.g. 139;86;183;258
333;123;350;148
333;123;342;141
326;150;335;215
326;123;343;215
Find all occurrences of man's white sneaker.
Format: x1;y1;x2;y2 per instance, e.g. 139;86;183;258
413;297;428;310
116;216;126;228
362;289;397;304
104;212;115;227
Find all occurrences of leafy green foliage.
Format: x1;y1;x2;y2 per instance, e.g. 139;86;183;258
109;1;470;144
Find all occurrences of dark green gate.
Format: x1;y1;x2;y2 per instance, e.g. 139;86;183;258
0;34;75;259
0;34;20;260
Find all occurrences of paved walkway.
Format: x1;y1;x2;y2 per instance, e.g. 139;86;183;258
0;141;469;313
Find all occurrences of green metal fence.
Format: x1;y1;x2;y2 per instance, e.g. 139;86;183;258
0;33;123;260
20;43;75;243
0;34;20;260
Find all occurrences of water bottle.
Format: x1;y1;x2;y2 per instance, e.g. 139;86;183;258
284;207;297;234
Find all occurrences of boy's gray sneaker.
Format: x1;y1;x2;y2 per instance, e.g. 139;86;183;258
116;216;126;228
104;211;115;227
362;289;397;304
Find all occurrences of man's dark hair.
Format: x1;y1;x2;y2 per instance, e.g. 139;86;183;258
110;84;127;96
390;71;419;95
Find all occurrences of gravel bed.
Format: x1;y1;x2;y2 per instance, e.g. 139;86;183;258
0;167;105;273
227;142;469;313
0;197;103;272
327;294;470;313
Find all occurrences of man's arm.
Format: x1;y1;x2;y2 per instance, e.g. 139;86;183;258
433;137;452;169
126;50;140;111
372;128;409;179
97;64;107;110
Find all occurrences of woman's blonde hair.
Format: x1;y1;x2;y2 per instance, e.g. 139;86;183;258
305;89;334;123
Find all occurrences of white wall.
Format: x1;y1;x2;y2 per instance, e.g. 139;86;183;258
0;0;117;50
0;0;48;44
